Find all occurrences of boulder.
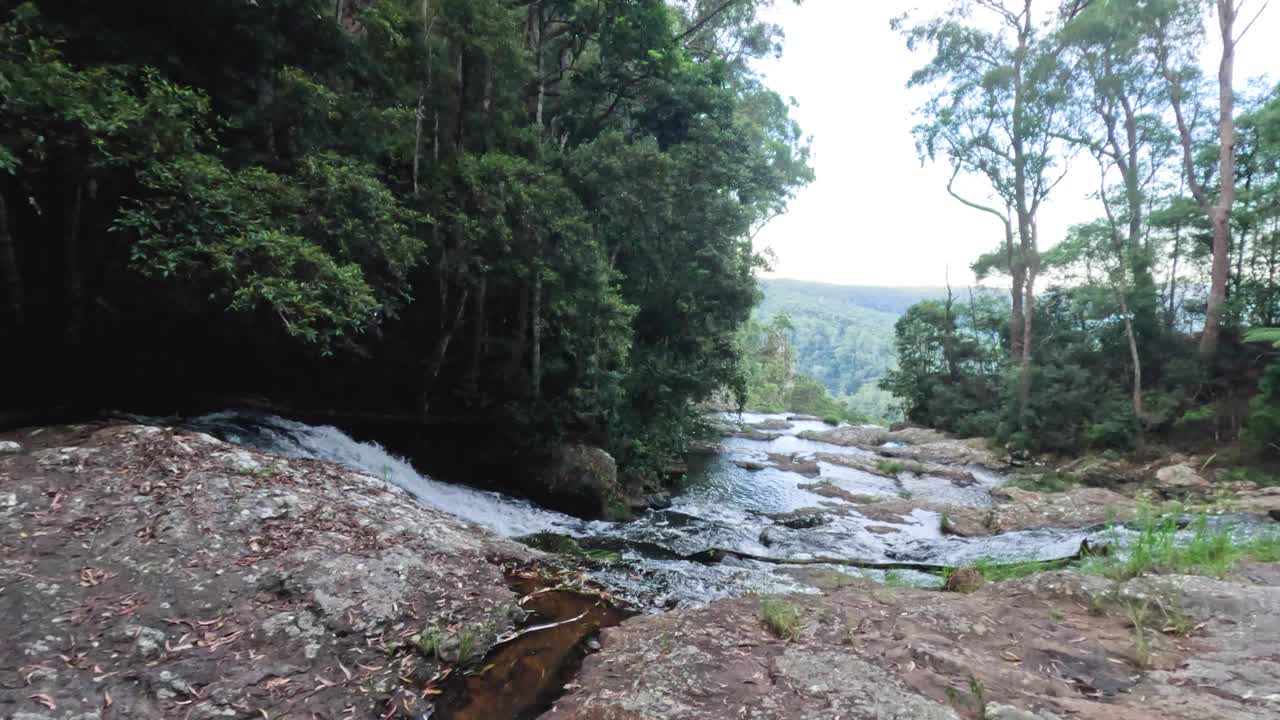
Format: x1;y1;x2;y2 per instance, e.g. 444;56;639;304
766;452;821;477
749;418;792;431
1055;455;1142;488
799;425;889;447
543;444;625;519
0;440;21;454
943;566;986;593
1154;463;1210;495
988;486;1138;532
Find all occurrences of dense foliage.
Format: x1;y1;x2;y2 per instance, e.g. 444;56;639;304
889;0;1280;465
0;0;811;488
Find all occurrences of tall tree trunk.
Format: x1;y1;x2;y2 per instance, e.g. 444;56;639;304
420;284;470;421
1199;0;1238;358
1009;241;1026;361
1018;269;1035;419
943;270;958;381
413;3;434;196
1118;290;1144;425
0;191;22;327
531;2;546;129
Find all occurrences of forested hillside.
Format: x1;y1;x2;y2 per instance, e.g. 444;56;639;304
0;0;811;491
741;279;996;422
887;0;1280;473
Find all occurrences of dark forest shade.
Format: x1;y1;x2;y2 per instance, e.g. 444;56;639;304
0;0;811;488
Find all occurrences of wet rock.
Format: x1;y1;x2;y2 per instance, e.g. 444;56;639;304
733;429;782;441
749;418;792;431
766;452;820;477
988;485;1136;533
939;508;992;537
645;491;673;510
735;459;769;471
1155;463;1211;495
863;524;898;535
543;444;624;519
768;510;832;530
881;436;1004;468
787;414;821;422
799;425;888;447
0;440;21;454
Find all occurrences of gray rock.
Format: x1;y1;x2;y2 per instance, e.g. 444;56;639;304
542;444;622;518
985;704;1064;720
0;440;21;454
1155;463;1210;493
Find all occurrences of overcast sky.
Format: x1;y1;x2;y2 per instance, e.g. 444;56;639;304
752;0;1278;288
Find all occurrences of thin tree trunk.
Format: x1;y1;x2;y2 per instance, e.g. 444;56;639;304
1199;0;1238;358
532;2;546;128
1018;270;1035;418
943;269;958;381
1118;290;1144;423
420;285;470;421
413;5;435;196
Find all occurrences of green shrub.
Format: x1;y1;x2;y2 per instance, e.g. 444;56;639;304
1244;363;1280;459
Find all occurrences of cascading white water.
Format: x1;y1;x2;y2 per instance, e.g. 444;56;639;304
187;411;592;538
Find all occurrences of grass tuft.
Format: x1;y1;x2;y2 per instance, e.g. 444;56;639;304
876;459;905;476
759;598;801;640
1082;507;1280;581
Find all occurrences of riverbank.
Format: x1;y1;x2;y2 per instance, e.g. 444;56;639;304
0;421;618;719
5;416;1280;719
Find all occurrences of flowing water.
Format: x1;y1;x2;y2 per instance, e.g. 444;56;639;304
185;410;1097;607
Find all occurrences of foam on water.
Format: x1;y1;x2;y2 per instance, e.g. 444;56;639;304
187;411;592;538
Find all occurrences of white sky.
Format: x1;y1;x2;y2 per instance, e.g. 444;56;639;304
753;0;1279;287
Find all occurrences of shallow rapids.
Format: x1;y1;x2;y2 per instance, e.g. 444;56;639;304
187;410;1098;606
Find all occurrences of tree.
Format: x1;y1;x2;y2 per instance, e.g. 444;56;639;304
1147;0;1270;357
899;0;1070;422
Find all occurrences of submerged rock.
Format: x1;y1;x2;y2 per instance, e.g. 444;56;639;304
0;422;532;720
766;452;820;477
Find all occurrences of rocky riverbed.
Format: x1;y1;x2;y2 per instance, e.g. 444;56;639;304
4;415;1280;719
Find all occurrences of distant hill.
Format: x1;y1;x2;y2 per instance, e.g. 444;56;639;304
753;279;965;420
759;279;955;316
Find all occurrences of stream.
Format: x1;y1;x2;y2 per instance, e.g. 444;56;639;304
186;410;1095;606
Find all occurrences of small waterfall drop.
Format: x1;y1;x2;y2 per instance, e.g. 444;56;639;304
186;411;592;538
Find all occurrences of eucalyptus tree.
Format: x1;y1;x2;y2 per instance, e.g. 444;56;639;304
1145;0;1271;357
1057;0;1178;422
899;0;1072;418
